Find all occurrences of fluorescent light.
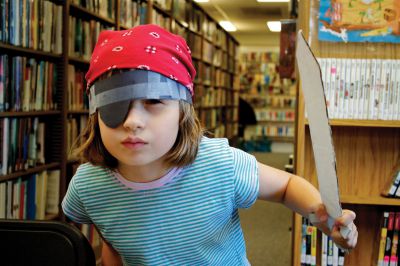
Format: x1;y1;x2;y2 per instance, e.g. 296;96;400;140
267;21;281;32
219;21;237;32
194;0;209;2
257;0;289;2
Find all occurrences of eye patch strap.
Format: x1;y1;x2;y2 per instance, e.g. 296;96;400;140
89;70;192;115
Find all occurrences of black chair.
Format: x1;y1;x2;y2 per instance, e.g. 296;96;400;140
0;219;96;266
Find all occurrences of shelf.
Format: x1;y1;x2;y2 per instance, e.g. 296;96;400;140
69;3;115;25
0;111;61;117
68;110;89;115
341;195;400;206
257;120;295;124
45;213;60;221
266;136;295;142
0;162;61;182
152;3;172;17
255;107;295;111
0;43;62;61
69;56;90;65
305;119;400;128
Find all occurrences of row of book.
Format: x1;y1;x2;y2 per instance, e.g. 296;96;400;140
200;87;228;108
153;0;172;11
0;170;60;220
71;0;115;20
381;167;400;198
245;124;295;140
0;0;62;54
301;218;346;266
120;0;147;29
187;33;202;59
67;65;88;111
318;58;400;120
202;66;233;87
153;9;172;32
67;116;88;160
1;117;45;175
377;212;400;266
265;96;296;109
200;108;222;130
255;109;295;122
0;55;58;112
200;108;238;132
225;107;239;124
68;16;112;61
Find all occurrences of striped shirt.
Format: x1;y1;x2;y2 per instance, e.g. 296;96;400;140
62;137;259;265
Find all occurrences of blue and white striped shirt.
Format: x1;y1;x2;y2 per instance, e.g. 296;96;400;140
62;137;259;265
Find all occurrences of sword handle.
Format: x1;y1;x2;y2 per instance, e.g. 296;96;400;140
308;213;352;239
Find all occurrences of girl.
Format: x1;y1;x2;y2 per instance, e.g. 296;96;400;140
62;24;357;266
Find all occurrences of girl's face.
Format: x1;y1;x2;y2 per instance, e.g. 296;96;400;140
98;99;180;178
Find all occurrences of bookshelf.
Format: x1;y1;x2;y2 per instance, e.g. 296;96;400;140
293;1;400;266
0;0;239;259
239;51;296;150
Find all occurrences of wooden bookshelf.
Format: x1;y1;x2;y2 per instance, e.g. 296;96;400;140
0;0;240;258
293;1;400;266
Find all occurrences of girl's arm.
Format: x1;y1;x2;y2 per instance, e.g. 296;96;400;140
257;162;358;250
102;240;123;266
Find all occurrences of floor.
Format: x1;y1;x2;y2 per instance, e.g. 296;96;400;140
239;152;293;266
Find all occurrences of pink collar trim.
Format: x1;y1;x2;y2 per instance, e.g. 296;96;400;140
113;167;182;191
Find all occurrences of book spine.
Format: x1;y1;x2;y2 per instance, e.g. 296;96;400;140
389;212;400;266
384;212;395;266
321;234;328;266
378;212;389;266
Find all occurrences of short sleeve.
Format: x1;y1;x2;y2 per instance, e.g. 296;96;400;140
61;175;92;224
231;147;259;209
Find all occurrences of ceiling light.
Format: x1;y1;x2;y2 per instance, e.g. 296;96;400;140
194;0;209;2
219;21;237;32
257;0;289;2
267;21;281;32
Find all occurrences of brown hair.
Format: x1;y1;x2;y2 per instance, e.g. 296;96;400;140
71;100;203;169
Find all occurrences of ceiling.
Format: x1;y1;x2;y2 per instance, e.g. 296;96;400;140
195;0;293;48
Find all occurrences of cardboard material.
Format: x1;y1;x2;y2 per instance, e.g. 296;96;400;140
296;31;350;238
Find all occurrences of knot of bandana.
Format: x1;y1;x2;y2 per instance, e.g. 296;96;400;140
85;24;196;96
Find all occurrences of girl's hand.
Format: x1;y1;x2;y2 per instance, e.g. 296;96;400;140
311;205;358;251
331;209;358;250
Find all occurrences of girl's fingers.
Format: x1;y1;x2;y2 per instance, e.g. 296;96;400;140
335;209;356;227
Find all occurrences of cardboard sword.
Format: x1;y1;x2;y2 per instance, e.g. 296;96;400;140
295;30;351;239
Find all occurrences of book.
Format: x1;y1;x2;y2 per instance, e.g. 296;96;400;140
321;233;328;266
45;169;60;215
384;212;395;266
381;165;400;197
389;212;400;266
378;212;389;266
35;170;48;220
327;236;334;266
337;248;345;266
300;218;308;266
0;182;6;219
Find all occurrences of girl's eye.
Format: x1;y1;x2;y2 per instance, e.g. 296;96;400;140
144;99;163;105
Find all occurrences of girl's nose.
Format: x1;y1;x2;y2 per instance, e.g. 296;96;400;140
122;100;145;131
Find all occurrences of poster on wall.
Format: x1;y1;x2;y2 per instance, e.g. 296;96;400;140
318;0;400;43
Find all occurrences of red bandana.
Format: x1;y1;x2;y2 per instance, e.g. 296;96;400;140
85;24;196;96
